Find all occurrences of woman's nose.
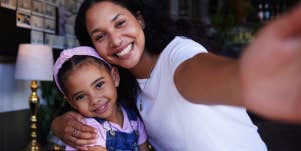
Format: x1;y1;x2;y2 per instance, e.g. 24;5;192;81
109;33;122;47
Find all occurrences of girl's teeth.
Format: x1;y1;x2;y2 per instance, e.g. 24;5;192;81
116;44;132;57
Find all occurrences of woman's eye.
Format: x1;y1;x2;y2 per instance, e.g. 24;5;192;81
116;20;126;28
96;81;104;89
75;94;85;101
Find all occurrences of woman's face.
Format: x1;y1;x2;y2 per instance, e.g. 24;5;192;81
85;1;145;69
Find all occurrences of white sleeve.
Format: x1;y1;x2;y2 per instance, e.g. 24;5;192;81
137;117;148;145
166;37;207;74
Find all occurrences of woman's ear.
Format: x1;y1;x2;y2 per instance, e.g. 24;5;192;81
110;67;120;87
135;11;145;29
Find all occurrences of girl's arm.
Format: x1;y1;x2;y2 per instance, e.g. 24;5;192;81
139;142;150;151
174;3;301;122
51;111;98;150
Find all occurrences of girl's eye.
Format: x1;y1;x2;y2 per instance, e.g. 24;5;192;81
96;81;104;89
75;94;85;101
94;33;105;41
116;20;126;28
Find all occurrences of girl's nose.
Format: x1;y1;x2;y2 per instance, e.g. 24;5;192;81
89;94;101;106
91;98;100;106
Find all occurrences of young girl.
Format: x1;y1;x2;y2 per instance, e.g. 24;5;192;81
52;0;301;150
53;46;149;151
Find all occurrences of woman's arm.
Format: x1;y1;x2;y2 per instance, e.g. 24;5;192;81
174;3;301;122
51;111;98;150
174;52;241;106
88;146;107;151
139;142;150;151
239;3;301;122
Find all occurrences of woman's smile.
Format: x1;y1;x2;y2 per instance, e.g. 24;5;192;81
116;42;134;57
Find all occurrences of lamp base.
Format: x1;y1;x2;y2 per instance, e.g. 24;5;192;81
26;139;41;151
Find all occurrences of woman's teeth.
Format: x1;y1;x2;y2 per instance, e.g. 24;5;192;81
116;43;132;57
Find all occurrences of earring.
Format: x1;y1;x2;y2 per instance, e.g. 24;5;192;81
141;22;145;29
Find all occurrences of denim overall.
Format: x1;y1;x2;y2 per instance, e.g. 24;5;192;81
94;107;139;151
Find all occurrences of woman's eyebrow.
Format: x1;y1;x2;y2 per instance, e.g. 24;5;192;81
111;13;123;22
90;13;123;36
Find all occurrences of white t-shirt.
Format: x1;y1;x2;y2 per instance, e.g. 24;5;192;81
137;36;267;151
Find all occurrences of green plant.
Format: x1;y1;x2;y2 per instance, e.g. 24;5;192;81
38;81;65;146
210;0;257;45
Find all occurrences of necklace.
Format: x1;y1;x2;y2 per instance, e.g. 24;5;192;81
139;61;156;112
99;106;139;136
139;79;149;112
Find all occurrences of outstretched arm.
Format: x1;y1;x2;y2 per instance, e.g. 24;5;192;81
174;52;241;106
240;3;301;122
175;3;301;122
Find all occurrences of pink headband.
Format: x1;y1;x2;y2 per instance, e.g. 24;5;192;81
53;46;111;95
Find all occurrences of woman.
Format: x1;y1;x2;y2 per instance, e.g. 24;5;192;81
52;0;301;150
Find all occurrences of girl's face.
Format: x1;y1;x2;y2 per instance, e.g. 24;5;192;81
64;62;120;120
85;1;145;69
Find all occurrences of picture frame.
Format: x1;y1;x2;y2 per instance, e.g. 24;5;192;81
44;18;55;33
31;15;44;31
1;0;17;10
17;0;31;13
32;0;44;16
65;0;76;13
31;30;44;44
44;3;56;19
16;11;31;29
45;0;57;6
45;33;65;49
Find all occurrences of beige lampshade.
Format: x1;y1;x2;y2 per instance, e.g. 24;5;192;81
15;44;54;81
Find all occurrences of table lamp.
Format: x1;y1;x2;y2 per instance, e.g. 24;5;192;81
15;44;54;151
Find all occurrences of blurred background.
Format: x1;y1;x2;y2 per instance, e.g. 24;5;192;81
1;0;300;150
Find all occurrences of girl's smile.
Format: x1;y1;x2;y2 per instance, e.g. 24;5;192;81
92;100;109;114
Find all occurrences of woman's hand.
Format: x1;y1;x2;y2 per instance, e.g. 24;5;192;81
240;3;301;122
51;111;98;150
